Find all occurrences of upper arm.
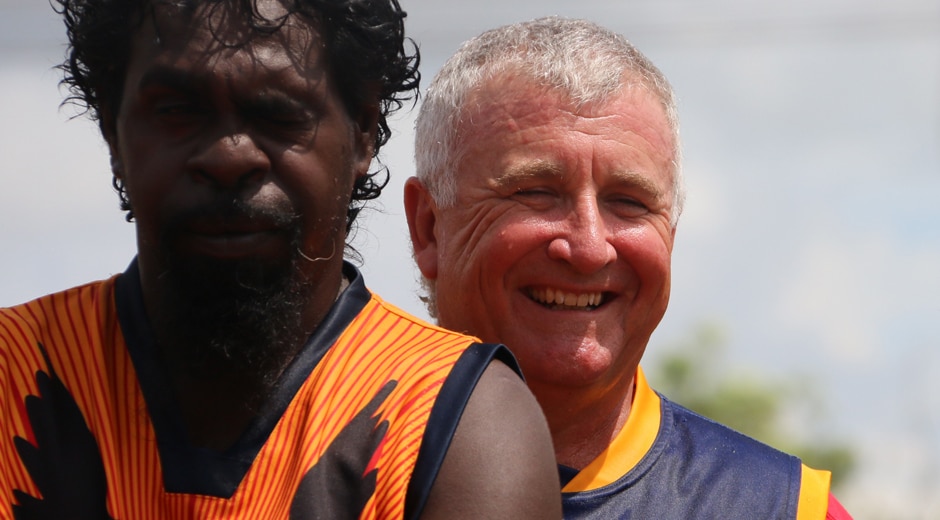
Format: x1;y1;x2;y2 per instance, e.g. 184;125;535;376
419;360;562;520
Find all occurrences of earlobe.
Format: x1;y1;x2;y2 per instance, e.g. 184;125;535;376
101;114;123;179
403;177;439;279
110;155;124;179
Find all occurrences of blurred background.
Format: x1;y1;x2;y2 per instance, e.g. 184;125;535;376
1;0;937;517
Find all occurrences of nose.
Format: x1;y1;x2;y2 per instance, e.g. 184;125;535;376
547;197;617;273
187;124;269;188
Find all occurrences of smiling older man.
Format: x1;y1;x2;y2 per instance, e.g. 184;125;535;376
406;16;852;519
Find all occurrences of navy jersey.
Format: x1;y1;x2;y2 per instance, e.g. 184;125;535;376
561;369;832;519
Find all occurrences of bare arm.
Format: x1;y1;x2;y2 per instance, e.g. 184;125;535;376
419;360;562;519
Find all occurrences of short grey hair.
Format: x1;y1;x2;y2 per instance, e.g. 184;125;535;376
415;16;686;227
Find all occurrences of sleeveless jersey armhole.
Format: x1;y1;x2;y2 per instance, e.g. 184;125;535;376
403;343;518;520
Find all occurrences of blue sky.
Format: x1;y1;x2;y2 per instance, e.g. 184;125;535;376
2;1;938;517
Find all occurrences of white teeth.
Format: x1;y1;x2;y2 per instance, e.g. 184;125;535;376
529;288;604;309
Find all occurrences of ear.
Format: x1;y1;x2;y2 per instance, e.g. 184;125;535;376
352;102;380;177
110;153;124;180
100;108;124;179
403;176;440;280
666;223;678;253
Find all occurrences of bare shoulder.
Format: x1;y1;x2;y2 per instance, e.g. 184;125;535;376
419;359;562;520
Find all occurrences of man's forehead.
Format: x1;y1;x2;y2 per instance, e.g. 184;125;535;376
453;75;677;199
458;75;674;155
150;0;290;19
142;0;320;47
130;0;326;69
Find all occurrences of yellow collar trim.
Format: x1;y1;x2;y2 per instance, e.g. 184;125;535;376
562;367;661;492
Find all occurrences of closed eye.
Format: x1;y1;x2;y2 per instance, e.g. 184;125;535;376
245;93;320;133
514;187;554;197
511;187;559;202
607;195;649;218
265;113;317;130
509;187;560;212
154;100;203;116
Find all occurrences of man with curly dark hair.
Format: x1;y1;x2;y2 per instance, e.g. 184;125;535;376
0;1;562;518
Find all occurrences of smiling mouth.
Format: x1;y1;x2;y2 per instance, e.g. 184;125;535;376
527;287;606;310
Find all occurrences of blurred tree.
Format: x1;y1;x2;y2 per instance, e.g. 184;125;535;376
647;323;856;490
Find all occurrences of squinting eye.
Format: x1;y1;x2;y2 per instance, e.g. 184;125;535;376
616;197;645;207
268;114;313;127
154;101;202;116
513;188;553;197
609;196;649;216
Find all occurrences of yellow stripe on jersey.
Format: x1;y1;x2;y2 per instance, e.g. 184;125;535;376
562;367;660;493
797;464;832;520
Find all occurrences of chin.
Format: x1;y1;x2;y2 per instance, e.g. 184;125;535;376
151;240;312;382
522;338;620;379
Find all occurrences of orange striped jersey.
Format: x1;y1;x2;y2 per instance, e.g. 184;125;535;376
559;368;840;519
1;260;510;519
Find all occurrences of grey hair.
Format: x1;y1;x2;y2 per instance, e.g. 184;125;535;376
415;16;686;228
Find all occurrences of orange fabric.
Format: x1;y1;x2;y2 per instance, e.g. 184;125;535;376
1;278;473;519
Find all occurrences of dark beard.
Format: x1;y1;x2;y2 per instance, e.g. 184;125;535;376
151;198;314;393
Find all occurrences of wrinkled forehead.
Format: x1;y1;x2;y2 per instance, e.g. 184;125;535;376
456;74;672;148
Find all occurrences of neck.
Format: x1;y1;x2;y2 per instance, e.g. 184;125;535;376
161;339;304;451
532;371;637;470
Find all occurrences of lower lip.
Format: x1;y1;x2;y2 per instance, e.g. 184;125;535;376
178;230;285;259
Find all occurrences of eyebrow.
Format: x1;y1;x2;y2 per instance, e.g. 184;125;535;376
136;65;319;112
136;65;205;94
608;169;668;203
490;160;565;189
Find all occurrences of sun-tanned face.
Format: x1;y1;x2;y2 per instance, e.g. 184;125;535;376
107;1;374;371
411;80;676;396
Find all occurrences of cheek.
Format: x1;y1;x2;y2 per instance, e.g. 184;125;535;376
282;156;353;214
613;227;673;282
444;215;545;276
116;135;187;203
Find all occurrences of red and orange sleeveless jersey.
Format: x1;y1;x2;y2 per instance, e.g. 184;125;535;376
1;261;505;519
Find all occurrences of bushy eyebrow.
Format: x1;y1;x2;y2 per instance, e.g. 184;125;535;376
490;160;565;189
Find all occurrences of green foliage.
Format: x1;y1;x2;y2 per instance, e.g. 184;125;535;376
647;323;856;490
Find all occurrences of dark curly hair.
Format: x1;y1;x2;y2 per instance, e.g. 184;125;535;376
53;0;420;234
